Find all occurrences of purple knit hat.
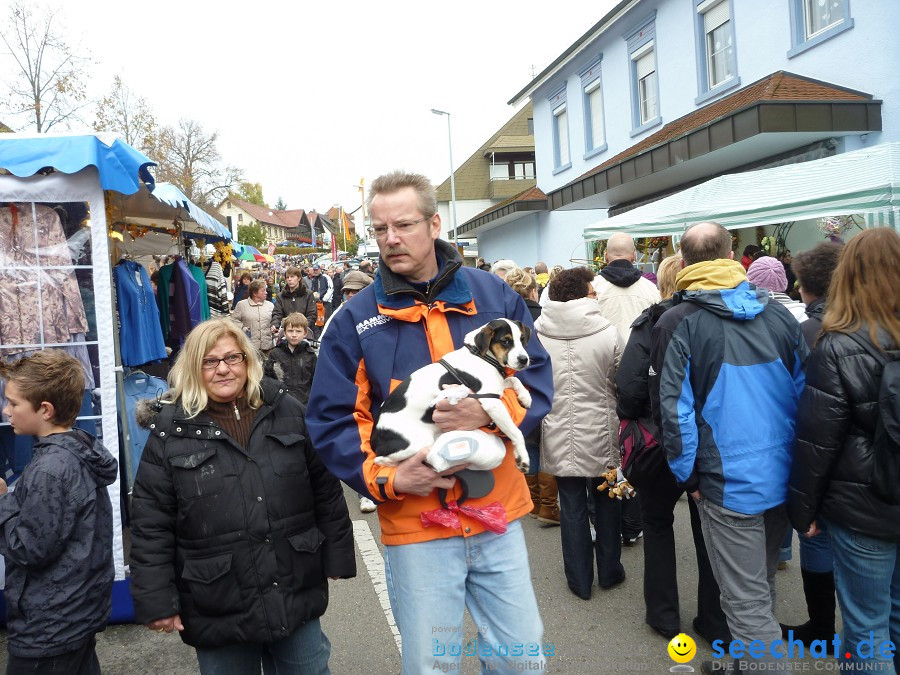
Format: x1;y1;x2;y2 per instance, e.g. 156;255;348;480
747;256;788;293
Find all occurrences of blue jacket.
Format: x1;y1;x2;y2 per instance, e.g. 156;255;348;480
114;260;167;366
306;240;553;544
649;260;808;515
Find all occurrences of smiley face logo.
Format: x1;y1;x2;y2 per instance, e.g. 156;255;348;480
667;633;697;663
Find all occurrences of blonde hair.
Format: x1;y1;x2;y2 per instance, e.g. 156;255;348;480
166;318;264;418
548;265;565;282
656;253;683;300
504;267;537;300
367;171;437;217
821;228;900;350
282;312;308;330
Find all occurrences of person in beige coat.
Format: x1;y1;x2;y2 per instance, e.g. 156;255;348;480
535;267;625;600
231;279;274;356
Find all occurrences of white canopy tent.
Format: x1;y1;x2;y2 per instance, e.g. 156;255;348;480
583;142;900;240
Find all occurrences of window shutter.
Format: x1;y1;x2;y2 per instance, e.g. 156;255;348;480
635;49;655;80
703;1;730;33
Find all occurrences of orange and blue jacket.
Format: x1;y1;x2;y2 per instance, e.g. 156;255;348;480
306;246;553;545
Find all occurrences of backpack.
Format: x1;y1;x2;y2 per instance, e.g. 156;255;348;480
846;332;900;505
618;418;660;480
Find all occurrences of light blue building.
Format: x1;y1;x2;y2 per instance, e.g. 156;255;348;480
465;0;897;266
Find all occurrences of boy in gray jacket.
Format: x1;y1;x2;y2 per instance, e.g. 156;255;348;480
0;350;118;674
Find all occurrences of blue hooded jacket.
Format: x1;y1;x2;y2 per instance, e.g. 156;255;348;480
649;259;808;515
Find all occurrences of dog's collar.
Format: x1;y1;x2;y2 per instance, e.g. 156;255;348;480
438;357;504;395
463;344;508;377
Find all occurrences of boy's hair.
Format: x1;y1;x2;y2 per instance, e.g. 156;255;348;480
0;350;85;426
282;312;309;330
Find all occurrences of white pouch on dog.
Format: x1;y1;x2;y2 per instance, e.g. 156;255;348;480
426;430;506;473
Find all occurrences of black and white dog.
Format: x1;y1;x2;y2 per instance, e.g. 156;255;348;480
371;318;534;472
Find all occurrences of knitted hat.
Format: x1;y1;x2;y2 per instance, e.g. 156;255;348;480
747;256;787;293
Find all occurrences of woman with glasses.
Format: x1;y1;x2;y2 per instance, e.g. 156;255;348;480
129;318;355;674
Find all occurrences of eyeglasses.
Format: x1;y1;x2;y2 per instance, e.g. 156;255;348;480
371;215;430;240
586;289;597;298
201;352;246;370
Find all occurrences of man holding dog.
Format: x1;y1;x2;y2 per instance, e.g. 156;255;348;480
307;171;553;674
649;222;807;673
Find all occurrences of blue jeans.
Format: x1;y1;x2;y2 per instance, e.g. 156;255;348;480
557;476;624;597
194;618;331;674
383;519;546;674
824;517;900;672
798;519;833;573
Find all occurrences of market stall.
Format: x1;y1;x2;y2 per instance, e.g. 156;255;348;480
0;133;233;623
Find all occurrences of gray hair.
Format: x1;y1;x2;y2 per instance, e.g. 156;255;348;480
367;171;437;218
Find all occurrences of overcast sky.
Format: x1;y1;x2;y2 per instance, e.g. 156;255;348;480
6;0;616;217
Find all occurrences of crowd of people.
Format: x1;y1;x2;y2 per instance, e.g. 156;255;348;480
0;169;896;675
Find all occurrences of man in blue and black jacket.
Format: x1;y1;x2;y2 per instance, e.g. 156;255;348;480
649;222;808;672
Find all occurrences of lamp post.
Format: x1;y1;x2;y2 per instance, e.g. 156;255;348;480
431;108;459;252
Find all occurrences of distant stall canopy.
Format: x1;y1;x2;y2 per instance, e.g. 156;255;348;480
108;182;231;241
583;142;900;240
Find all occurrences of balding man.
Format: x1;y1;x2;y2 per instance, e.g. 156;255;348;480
649;222;808;673
592;233;660;343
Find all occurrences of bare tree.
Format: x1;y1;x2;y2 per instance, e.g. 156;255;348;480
93;75;158;154
0;1;90;132
155;118;242;209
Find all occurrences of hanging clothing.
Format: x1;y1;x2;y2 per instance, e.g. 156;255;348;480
114;260;167;367
121;371;168;485
204;261;229;318
0;204;88;353
188;263;211;321
157;259;200;345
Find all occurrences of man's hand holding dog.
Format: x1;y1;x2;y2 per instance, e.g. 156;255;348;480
432;395;491;431
393;447;465;496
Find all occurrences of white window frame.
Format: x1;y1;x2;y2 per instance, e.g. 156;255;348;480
787;0;853;58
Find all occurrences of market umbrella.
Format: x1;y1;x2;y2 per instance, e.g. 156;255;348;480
237;247;256;261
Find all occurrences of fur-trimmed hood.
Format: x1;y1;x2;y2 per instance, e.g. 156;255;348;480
136;391;175;429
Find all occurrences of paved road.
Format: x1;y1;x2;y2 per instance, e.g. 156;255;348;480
0;485;827;674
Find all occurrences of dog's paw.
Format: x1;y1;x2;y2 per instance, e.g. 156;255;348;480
515;456;530;473
373;456;395;467
517;390;532;409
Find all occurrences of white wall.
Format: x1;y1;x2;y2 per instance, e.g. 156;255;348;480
531;0;900;195
477;209;600;268
437;199;496;239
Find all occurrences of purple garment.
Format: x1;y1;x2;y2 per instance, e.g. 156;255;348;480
174;259;202;330
642;272;659;286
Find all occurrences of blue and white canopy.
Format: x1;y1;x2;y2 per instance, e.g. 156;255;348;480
0;132;155;195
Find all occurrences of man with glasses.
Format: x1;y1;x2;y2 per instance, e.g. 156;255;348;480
307;171;553;674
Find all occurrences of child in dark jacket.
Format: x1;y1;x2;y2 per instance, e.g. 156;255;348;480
0;350;117;674
264;312;317;405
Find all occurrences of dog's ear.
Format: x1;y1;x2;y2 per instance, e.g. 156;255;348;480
473;324;495;355
515;321;531;345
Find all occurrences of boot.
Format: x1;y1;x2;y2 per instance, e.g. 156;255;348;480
537;472;560;525
525;474;540;518
779;569;836;646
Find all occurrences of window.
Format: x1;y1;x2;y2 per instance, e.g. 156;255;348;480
527;118;534;135
584;80;605;152
237;213;243;223
226;200;232;209
788;0;853;58
514;162;535;180
624;14;661;136
694;0;739;103
490;163;510;181
633;43;658;125
553;103;569;167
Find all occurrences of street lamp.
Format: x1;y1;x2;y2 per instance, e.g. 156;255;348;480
431;108;459;251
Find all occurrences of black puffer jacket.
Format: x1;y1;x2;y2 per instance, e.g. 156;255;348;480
0;429;117;657
271;286;317;335
264;341;317;406
788;328;900;540
616;300;672;425
129;378;356;648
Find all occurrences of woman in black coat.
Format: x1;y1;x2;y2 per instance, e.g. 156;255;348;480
615;253;730;645
130;318;355;674
788;228;900;673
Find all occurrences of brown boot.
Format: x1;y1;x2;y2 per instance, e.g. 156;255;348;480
537;472;560;525
525;474;540;517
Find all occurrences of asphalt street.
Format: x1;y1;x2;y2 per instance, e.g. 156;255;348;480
0;484;833;674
